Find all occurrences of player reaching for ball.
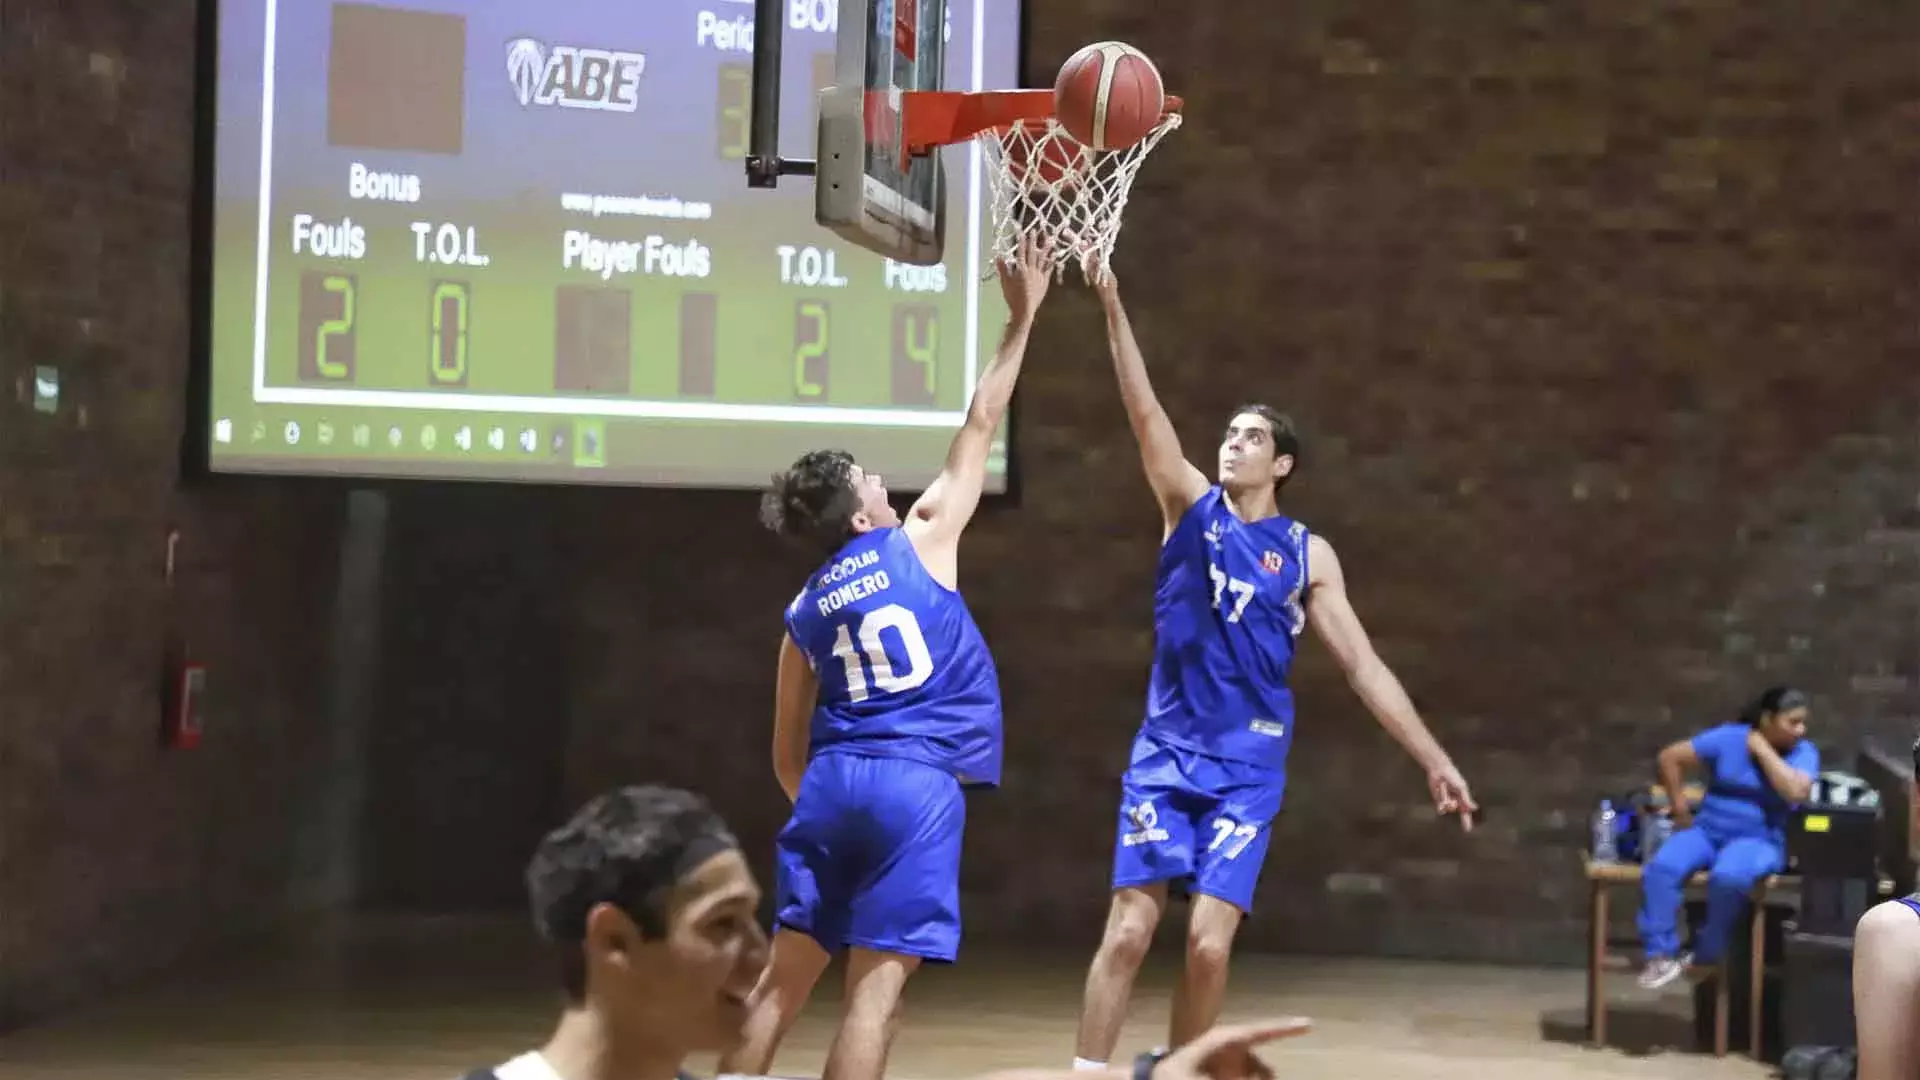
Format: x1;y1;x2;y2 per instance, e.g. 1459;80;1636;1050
1068;272;1478;1067
717;239;1053;1080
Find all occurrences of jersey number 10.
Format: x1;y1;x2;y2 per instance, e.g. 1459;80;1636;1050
831;603;935;702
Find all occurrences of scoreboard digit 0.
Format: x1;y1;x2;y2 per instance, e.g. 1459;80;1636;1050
428;280;471;387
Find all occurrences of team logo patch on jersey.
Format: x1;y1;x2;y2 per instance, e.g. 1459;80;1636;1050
1122;800;1169;846
1261;550;1284;574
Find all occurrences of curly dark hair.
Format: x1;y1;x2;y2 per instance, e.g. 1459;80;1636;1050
1228;403;1303;493
760;449;862;556
525;785;738;1002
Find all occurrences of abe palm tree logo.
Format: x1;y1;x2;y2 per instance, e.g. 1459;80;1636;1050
506;38;545;107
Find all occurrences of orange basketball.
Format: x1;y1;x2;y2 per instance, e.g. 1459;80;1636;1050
1005;121;1091;186
1052;41;1165;152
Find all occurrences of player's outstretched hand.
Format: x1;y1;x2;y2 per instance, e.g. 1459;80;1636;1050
1154;1017;1313;1080
1427;762;1478;832
996;236;1052;323
1078;238;1121;293
1085;256;1118;300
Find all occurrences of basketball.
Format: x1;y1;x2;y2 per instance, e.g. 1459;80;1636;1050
1052;41;1165;151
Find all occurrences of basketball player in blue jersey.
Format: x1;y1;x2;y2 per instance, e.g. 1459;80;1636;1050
1069;274;1479;1068
715;239;1052;1080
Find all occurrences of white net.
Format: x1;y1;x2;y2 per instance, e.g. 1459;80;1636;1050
977;111;1182;282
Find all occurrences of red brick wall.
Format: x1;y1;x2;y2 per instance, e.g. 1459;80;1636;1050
0;0;349;1022
3;0;1916;1025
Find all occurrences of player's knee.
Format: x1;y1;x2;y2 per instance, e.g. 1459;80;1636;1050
1102;911;1156;967
1185;926;1232;975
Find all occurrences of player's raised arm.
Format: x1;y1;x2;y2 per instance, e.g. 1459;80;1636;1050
771;632;818;802
904;239;1051;571
1304;534;1477;831
1090;275;1209;535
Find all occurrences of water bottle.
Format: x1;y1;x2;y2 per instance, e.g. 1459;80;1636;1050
1642;813;1674;864
1592;799;1619;863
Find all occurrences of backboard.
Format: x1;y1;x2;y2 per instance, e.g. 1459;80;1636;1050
815;0;948;265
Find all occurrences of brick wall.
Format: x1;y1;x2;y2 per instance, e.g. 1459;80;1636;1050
2;0;1916;1027
0;0;347;1024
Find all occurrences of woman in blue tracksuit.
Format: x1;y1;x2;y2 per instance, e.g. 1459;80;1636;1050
1635;686;1820;990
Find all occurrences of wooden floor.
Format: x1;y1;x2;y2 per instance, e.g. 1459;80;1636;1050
0;915;1765;1080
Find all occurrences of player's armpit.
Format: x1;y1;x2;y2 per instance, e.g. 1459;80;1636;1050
773;633;818;802
1302;537;1377;675
907;407;996;532
903;412;990;591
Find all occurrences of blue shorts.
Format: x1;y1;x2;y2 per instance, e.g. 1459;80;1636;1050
774;750;966;962
1111;731;1286;914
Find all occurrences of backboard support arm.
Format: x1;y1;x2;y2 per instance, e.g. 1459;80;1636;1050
746;0;816;186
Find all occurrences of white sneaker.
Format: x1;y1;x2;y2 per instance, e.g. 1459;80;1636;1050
1637;955;1686;990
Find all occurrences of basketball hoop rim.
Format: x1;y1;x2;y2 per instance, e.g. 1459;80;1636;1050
901;89;1184;154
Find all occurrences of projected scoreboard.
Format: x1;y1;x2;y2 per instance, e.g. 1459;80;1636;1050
205;0;1022;487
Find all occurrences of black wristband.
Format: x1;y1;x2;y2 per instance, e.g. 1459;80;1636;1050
1132;1049;1169;1080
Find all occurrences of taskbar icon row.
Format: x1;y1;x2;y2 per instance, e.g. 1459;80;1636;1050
212;415;608;468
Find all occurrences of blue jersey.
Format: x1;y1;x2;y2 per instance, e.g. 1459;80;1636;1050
1141;487;1311;772
785;527;1003;787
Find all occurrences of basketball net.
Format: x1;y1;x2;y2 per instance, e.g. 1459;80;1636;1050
977;110;1182;283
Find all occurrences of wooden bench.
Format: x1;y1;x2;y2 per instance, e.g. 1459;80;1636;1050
1583;858;1773;1057
1584;857;1893;1058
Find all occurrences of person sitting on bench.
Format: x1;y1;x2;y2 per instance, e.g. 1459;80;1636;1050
1636;686;1820;990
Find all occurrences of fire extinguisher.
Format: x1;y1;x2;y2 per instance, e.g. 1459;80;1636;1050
161;528;206;749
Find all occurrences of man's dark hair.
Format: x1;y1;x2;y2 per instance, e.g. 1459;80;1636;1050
1230;403;1303;492
1739;685;1809;728
1910;732;1917;777
760;449;861;557
526;785;738;1002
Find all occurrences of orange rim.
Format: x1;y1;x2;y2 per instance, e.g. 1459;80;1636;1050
901;89;1183;152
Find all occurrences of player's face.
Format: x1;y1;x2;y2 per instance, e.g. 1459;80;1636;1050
1760;705;1808;750
1217;412;1293;492
594;849;768;1053
849;463;901;529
